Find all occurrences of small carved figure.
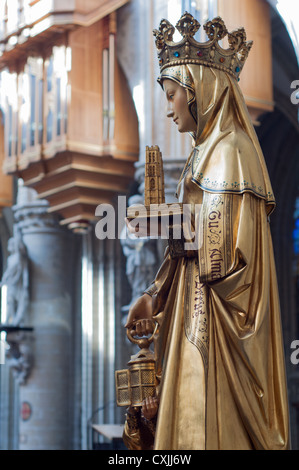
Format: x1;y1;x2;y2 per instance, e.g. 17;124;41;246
0;229;29;326
5;331;33;385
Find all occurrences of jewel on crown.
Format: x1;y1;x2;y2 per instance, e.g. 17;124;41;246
153;12;253;81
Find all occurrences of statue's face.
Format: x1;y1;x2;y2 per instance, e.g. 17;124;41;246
163;79;197;134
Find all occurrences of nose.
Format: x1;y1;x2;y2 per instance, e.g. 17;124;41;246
166;101;174;118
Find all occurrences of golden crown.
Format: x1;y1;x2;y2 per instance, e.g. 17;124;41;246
153;12;253;81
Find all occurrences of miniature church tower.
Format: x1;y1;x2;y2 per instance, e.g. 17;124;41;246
144;145;165;206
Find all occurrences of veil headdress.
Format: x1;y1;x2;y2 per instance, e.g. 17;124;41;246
154;14;275;215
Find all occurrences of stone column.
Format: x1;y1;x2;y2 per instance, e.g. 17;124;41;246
14;185;75;450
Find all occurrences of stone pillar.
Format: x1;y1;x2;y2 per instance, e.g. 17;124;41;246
14;186;75;450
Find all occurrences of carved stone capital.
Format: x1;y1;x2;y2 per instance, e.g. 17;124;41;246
13;201;59;232
12;184;64;235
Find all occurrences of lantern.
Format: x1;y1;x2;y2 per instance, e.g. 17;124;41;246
115;325;158;408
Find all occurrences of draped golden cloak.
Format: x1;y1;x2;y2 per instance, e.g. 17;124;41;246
123;65;290;450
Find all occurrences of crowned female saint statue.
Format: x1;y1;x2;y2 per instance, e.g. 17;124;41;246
122;13;290;450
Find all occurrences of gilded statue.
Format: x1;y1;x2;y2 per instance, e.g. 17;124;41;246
122;13;290;450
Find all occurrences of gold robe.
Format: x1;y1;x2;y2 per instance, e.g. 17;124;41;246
123;64;290;450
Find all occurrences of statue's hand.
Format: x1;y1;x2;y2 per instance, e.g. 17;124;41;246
125;293;154;337
142;396;159;420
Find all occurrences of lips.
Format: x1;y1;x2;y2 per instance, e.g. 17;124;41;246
173;118;178;124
